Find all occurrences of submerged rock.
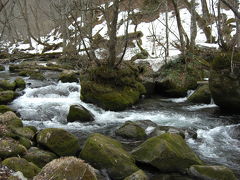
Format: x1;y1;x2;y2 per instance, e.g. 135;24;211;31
67;105;94;123
209;53;240;112
34;157;98;180
0;138;27;159
80;133;139;180
0;91;16;104
36;128;80;156
188;165;237;180
24;147;57;168
2;157;40;178
188;84;211;104
115;121;147;140
132;133;203;173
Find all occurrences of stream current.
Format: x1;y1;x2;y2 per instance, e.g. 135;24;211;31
1;67;240;177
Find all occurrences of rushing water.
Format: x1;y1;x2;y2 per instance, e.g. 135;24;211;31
1;69;238;177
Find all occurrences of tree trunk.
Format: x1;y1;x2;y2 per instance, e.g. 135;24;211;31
190;0;197;48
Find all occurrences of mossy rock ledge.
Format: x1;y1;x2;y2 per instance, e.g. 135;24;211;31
131;133;203;173
80;65;146;111
2;157;41;178
80;133;139;180
34;157;98;180
36;128;80;156
188;165;237;180
67;105;94;123
209;53;240;112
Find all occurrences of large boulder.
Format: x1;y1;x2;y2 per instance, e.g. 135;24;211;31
0;138;27;159
155;59;203;98
124;170;148;180
36;128;80;156
188;84;211;104
0;111;23;128
34;157;98;180
188;165;237;180
0;91;16;104
24;147;57;168
80;133;139;180
80;64;146;111
115;121;147;140
67;105;94;123
209;53;240;112
132;133;203;173
2;157;40;179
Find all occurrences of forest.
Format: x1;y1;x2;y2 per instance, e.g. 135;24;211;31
0;0;239;179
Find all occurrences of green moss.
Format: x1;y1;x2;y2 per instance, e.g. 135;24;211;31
124;170;148;180
0;138;27;158
0;105;13;113
0;80;16;91
0;111;23;128
80;133;139;180
211;52;240;70
24;147;57;168
36;128;80;156
132;133;203;173
115;121;147;140
14;78;26;90
189;165;237;180
0;91;16;104
188;84;211;104
2;157;40;178
25;126;38;133
19;70;45;80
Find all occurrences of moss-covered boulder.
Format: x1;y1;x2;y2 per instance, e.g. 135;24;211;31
0;91;16;104
19;70;45;80
0;111;23;128
0;105;13;114
33;157;98;180
132;133;203;173
0;80;16;91
24;147;57;168
36;128;80;156
0;138;27;159
80;64;146;111
0;65;5;71
2;157;40;178
156;59;203;98
188;165;237;180
25;126;38;134
12;127;35;140
115;121;147;140
67;105;94;123
14;78;26;90
188;84;211;104
124;170;148;180
209;53;240;112
58;71;79;83
80;133;139;180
